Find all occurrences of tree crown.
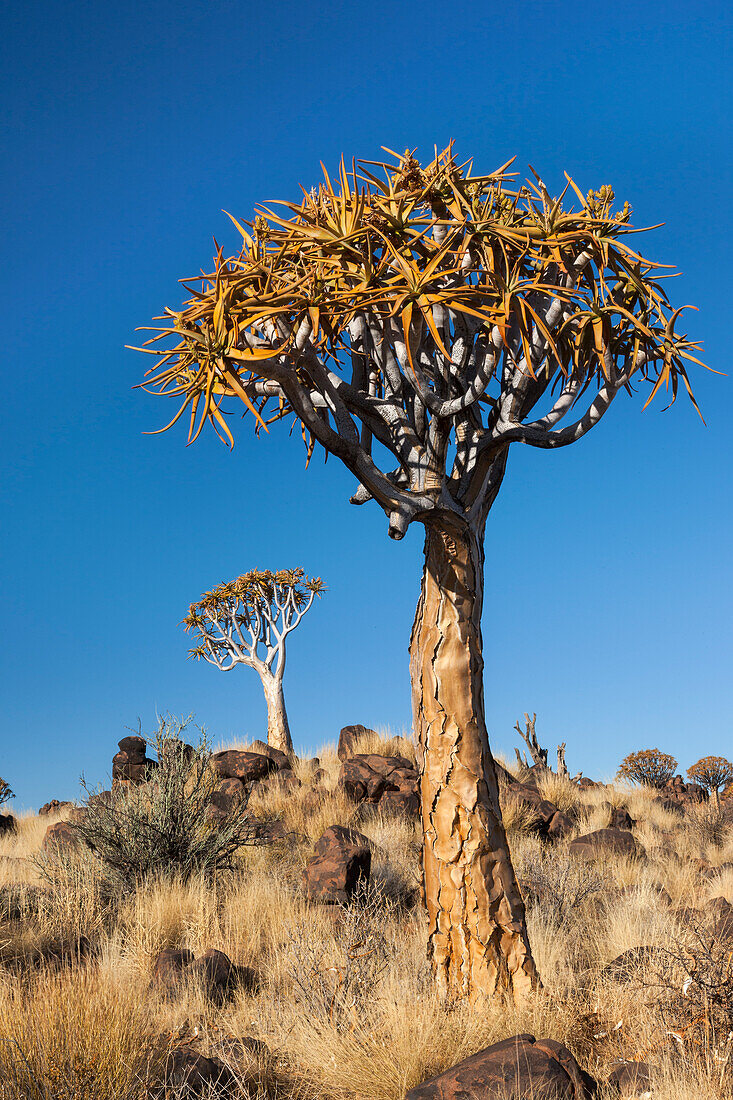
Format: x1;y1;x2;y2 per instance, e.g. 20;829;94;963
617;748;678;789
135;144;705;537
184;568;323;665
687;756;733;794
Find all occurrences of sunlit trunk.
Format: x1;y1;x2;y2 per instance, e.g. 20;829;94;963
261;671;293;755
409;518;540;1001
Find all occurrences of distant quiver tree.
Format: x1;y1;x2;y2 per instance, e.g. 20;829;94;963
617;748;678;789
184;568;323;754
687;756;733;808
134;144;705;1002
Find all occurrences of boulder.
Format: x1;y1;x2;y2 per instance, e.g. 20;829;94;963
190;947;255;1003
157;738;195;766
569;828;643;860
39;799;74;816
151;947;195;995
606;1061;652;1096
42;820;80;853
602;945;669;982
159;1049;232;1096
546;810;573;840
0;813;17;836
248;740;291;770
211;750;276;784
118;734;147;759
379;788;420;816
209;778;247;815
707;896;733;939
405;1034;595;1099
605;805;634;830
577;777;600;790
302;824;371;904
338;724;377;760
503;783;561;836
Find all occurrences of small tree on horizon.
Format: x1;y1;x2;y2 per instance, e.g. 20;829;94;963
0;778;13;808
134;144;706;1002
617;748;678;789
184;568;323;754
687;756;733;808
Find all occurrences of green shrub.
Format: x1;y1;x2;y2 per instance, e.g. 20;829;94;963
69;716;257;888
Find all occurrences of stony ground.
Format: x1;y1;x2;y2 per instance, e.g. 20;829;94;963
1;728;733;1099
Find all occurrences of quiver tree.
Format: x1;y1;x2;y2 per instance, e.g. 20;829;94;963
687;757;733;808
184;568;323;754
617;748;678;789
134;145;705;1001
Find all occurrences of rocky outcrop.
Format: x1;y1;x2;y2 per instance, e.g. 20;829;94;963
405;1034;595;1099
302;824;371;903
339;753;419;815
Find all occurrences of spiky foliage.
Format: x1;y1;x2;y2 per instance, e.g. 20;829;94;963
617;748;678;790
134;143;705;539
184;568;324;669
0;778;13;807
687;756;733;806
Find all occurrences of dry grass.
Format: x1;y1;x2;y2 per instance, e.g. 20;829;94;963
1;733;733;1098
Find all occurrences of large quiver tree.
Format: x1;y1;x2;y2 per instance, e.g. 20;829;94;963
135;145;704;1001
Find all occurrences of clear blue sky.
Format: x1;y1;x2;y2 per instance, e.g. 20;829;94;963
1;0;731;810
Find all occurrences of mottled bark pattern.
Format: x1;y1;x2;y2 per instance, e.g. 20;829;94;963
410;521;539;1000
262;673;293;755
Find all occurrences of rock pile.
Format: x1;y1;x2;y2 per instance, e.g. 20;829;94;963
39;799;74;816
151;945;255;1003
339;753;420;816
112;735;157;787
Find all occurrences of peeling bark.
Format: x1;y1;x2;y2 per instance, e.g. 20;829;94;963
261;672;293;754
410;519;540;1001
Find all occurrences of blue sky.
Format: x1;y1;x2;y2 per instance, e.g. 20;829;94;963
1;0;731;810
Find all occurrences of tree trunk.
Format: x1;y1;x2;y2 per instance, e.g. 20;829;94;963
261;671;293;754
409;518;540;1001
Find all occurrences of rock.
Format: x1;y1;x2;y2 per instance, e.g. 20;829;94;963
0;813;17;836
606;1061;652;1096
302;824;372;904
605;805;634;830
42;820;80;853
112;754;156;784
118;734;147;759
662;777;707;804
706;896;733;939
546;811;573;840
569;828;644;861
248;740;291;770
602;945;669;982
379;788;420;816
405;1034;595;1099
503;783;561;836
338;724;377;760
190;947;255;1003
211;750;276;784
151;947;195;995
38;799;74;816
159;1049;232;1096
158;738;195;766
254;818;288;842
577;777;600;789
88;790;112;809
209;778;247;815
339;753;419;806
